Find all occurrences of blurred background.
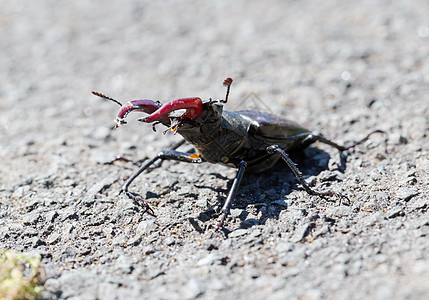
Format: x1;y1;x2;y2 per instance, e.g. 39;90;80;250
1;0;427;184
1;0;428;130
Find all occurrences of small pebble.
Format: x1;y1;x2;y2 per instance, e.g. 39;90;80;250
228;228;248;238
385;207;404;219
22;212;40;225
47;233;61;244
291;223;315;242
163;237;176;246
197;253;223;266
396;187;418;201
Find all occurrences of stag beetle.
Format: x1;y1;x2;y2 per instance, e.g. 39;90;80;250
92;78;382;229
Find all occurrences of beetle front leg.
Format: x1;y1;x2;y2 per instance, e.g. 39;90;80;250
120;150;203;214
109;139;187;166
266;145;346;201
217;161;247;230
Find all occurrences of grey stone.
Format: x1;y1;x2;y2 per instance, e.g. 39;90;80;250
143;245;156;255
60;207;77;221
136;219;157;235
183;278;205;299
385;207;405;219
326;205;353;218
314;225;330;238
24;199;41;211
396;187;418;201
228;228;248;238
318;170;339;182
23;227;39;237
112;236;127;247
63;223;75;234
22;212;40;225
163;237;176;246
47;233;61;244
275;242;295;253
229;208;243;218
291;223;315;242
197;253;223;266
115;255;134;274
45;210;58;223
128;234;142;246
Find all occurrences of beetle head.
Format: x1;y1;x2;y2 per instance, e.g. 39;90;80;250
137;97;226;134
92;78;233;135
137;78;232;134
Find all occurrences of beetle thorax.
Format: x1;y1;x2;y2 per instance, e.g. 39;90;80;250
176;104;223;146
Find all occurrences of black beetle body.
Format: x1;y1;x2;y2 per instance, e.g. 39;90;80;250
92;78;382;230
178;103;311;173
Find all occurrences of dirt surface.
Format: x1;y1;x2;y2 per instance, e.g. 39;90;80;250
1;0;428;299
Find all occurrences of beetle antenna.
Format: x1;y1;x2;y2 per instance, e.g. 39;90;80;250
219;77;233;103
92;91;123;107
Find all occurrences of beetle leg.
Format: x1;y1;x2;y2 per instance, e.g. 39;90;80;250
109;155;142;166
306;130;385;152
108;140;187;167
120;149;203;214
266;145;348;201
153;139;188;168
217;161;247;230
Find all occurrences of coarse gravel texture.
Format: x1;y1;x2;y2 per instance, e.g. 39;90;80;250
1;0;428;299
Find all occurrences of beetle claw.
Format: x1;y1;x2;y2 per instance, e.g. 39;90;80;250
125;191;156;216
316;190;350;206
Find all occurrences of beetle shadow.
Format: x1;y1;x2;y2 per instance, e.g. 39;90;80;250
193;146;348;230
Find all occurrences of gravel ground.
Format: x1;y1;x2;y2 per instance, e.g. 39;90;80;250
1;0;428;299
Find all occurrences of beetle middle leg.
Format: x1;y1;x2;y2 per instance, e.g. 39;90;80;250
266;145;346;200
120;149;203;214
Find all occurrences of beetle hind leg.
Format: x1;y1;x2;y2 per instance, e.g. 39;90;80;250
266;145;348;202
306;130;385;152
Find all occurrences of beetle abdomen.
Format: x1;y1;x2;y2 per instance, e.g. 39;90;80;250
237;110;310;138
